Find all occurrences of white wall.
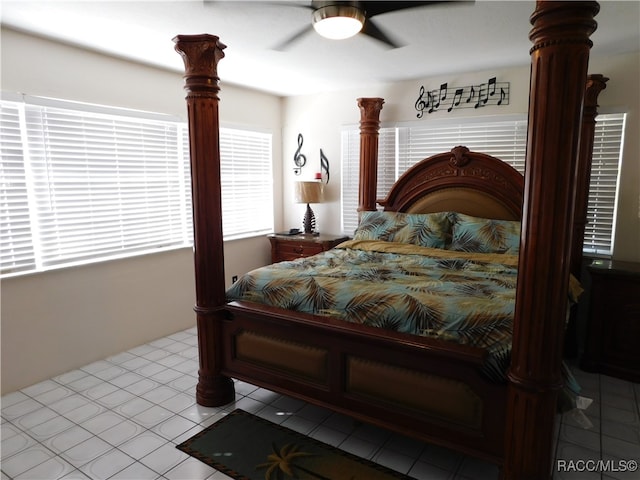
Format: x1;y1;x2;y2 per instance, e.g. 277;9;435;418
0;28;282;394
282;51;640;263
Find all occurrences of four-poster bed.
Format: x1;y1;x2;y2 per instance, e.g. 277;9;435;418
174;2;604;478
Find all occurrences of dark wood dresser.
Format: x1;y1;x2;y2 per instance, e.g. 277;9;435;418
580;259;640;382
268;233;349;263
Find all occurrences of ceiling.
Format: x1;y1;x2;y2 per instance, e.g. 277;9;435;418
1;0;639;97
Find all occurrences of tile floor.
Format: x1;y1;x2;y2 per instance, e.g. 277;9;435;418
2;326;639;480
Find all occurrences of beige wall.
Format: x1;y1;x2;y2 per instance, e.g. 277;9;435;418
282;51;640;263
0;28;281;394
2;249;194;388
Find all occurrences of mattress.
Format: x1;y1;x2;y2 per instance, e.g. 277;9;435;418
227;239;529;381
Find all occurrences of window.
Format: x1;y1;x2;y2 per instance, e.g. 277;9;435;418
585;114;625;255
219;127;273;240
0;95;273;277
1;101;34;273
341;114;625;256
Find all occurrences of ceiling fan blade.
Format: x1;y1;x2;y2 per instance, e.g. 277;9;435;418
363;1;473;17
362;1;433;17
360;18;402;49
272;24;314;51
204;0;314;9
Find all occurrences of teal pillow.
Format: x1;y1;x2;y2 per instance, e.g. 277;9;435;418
449;212;521;254
353;211;451;249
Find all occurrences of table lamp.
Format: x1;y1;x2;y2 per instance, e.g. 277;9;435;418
295;181;324;234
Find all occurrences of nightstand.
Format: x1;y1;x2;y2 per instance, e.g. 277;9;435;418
268;233;349;263
580;259;640;382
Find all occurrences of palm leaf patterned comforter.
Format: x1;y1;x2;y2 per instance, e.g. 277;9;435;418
227;238;585;409
227;239;535;381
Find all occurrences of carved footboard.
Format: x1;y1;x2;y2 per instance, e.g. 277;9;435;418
221;301;507;463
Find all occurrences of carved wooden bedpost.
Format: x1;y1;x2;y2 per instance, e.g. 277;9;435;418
174;34;234;407
357;98;384;213
504;2;599;479
571;74;609;278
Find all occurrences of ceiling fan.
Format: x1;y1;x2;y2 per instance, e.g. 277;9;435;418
266;1;470;50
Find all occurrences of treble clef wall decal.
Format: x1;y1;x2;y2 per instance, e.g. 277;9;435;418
293;133;307;175
320;148;330;184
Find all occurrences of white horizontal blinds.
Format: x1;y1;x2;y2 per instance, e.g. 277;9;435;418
0;96;276;276
0;101;35;274
341;114;624;256
341;129;360;235
397;117;527;175
219;127;273;238
24;103;190;268
342;118;528;234
584;113;625;255
178;124;193;240
376;127;398;205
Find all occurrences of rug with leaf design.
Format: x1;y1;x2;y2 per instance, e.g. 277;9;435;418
176;409;415;480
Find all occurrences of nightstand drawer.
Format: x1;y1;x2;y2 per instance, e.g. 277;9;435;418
268;234;349;264
275;242;324;261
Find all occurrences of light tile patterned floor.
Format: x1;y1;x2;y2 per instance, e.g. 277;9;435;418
2;327;639;479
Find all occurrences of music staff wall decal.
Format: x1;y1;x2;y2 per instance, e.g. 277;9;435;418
414;77;509;117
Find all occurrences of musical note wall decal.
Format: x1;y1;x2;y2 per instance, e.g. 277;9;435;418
497;88;507;106
415;86;427;117
319;149;330;184
475;82;488;109
488;77;497;96
466;86;476;104
433;83;448;110
415;77;509;117
293;133;307;175
448;88;464;113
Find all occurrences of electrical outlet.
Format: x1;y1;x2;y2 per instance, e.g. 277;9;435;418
232;275;238;283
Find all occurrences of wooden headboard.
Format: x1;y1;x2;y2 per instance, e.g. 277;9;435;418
378;146;524;221
355;99;525;223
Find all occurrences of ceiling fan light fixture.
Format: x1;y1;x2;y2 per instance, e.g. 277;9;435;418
312;5;365;40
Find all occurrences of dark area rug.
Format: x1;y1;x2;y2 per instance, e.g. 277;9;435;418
176;409;416;480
